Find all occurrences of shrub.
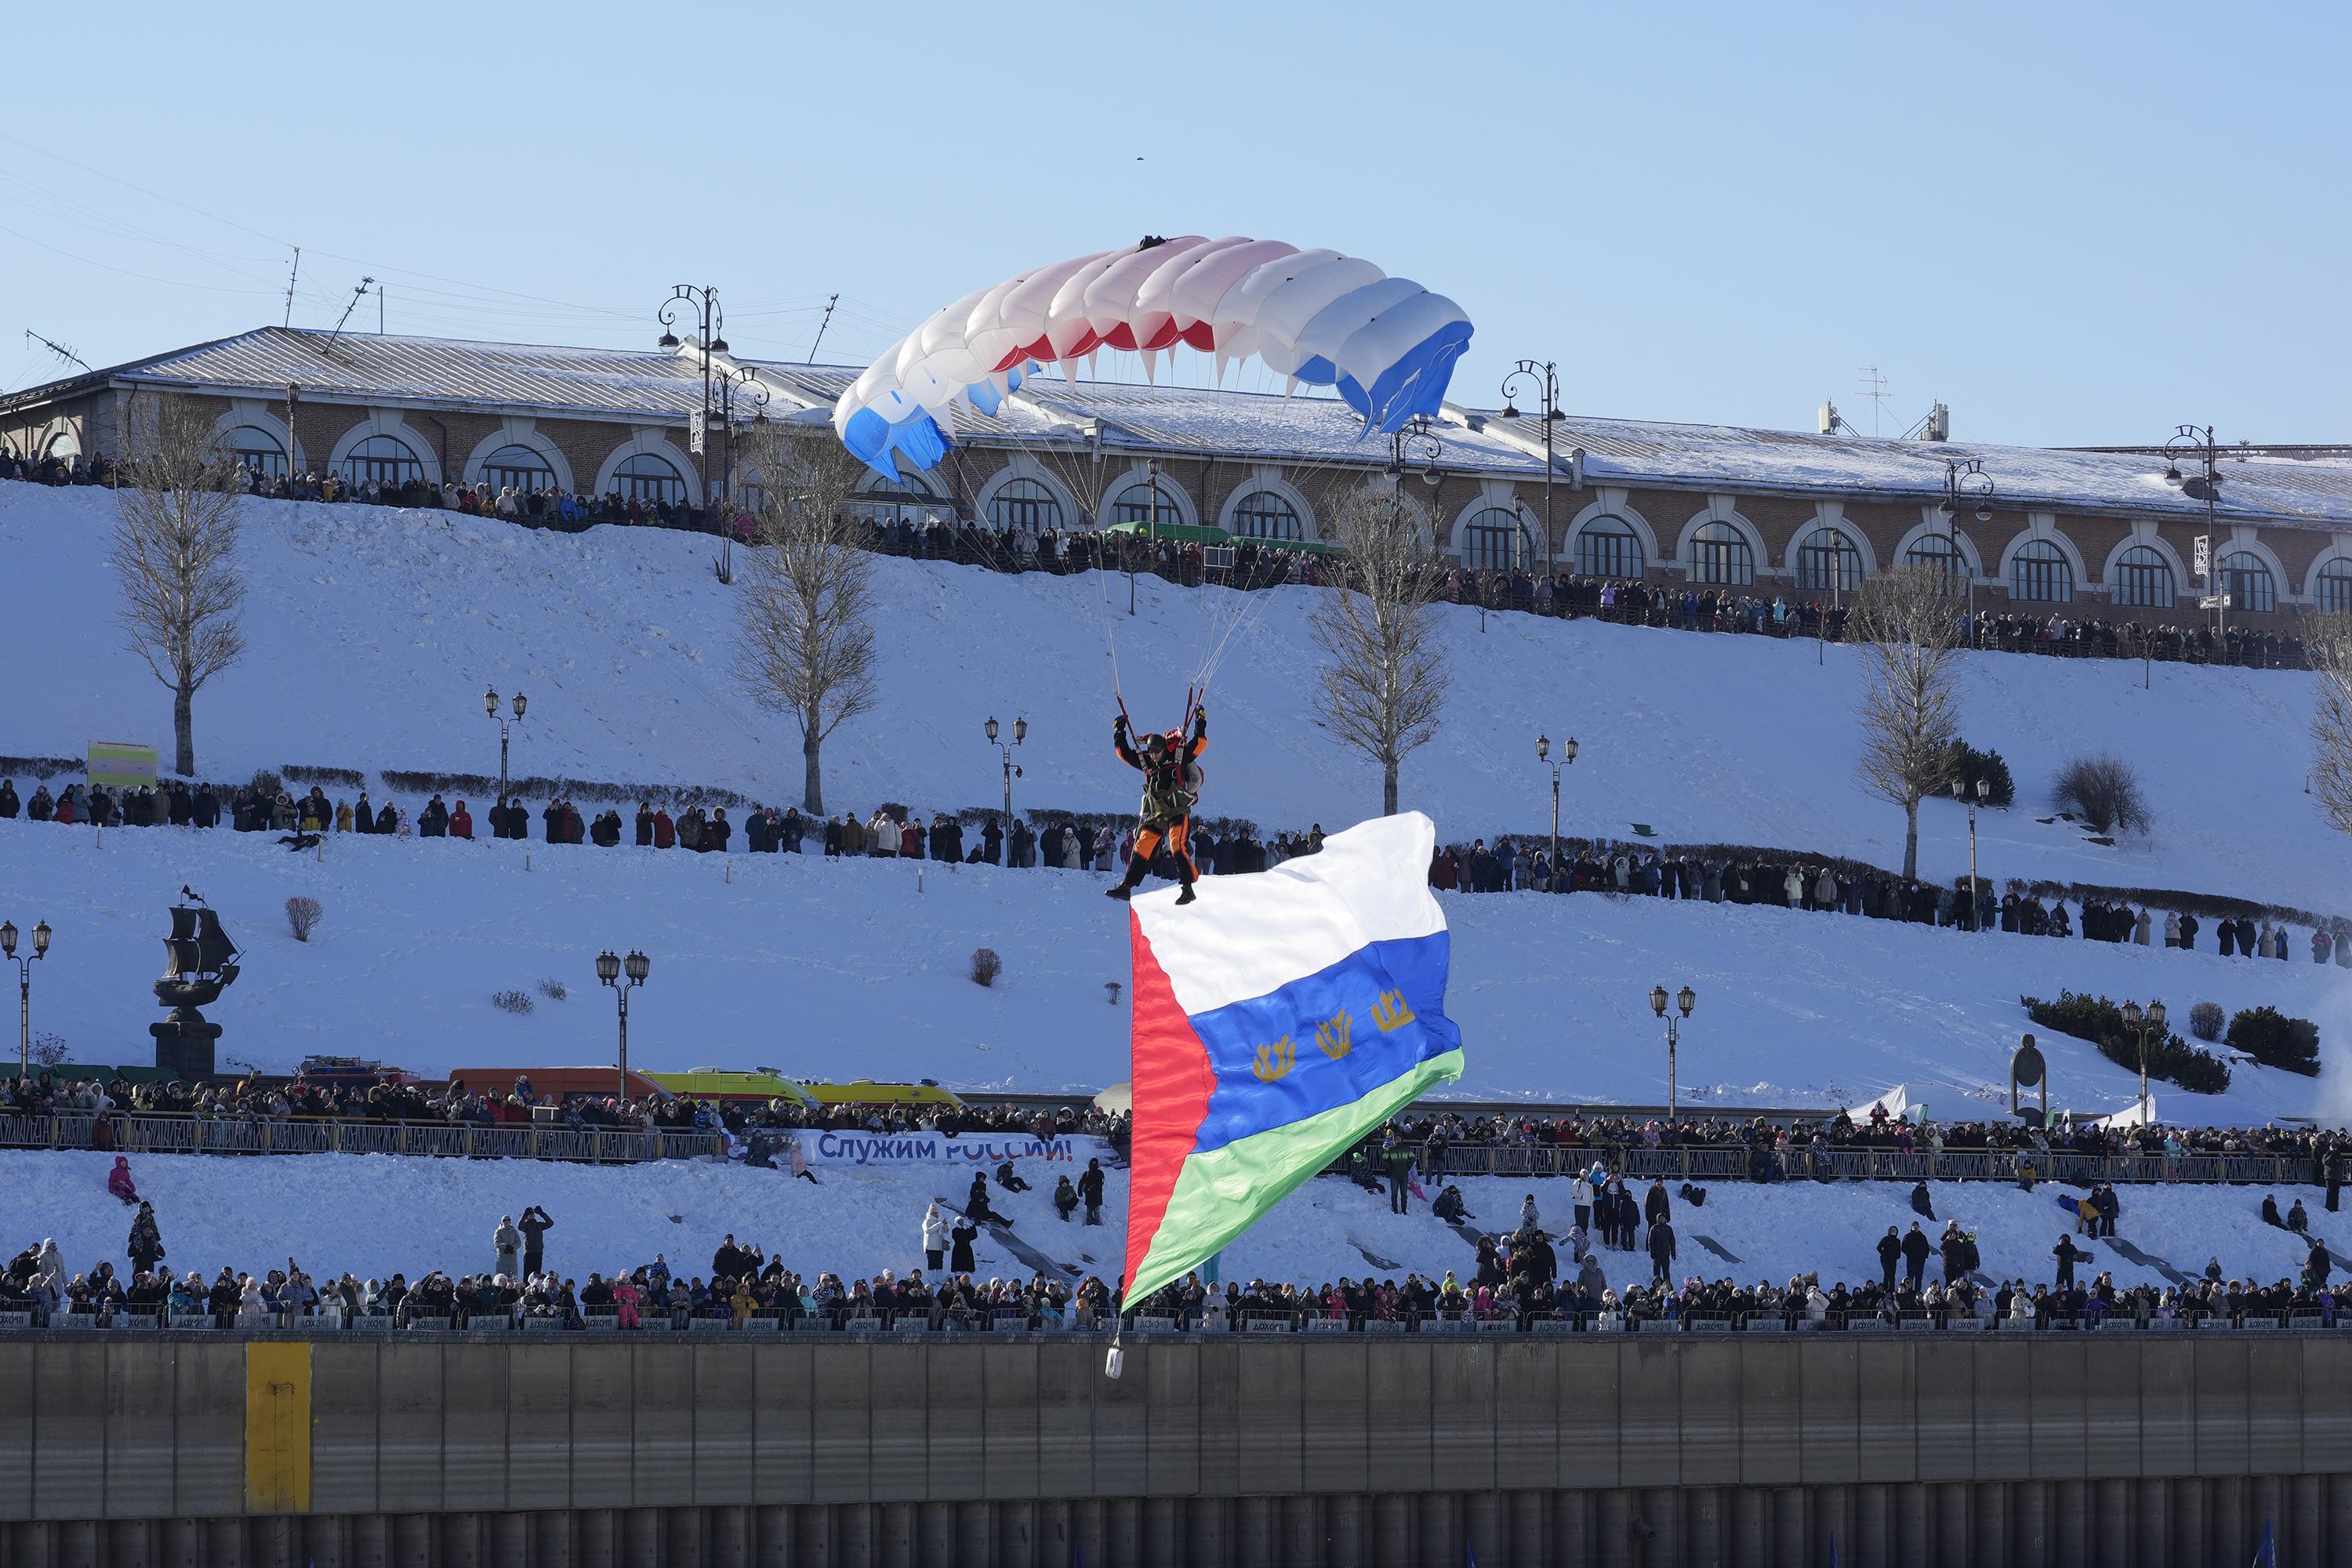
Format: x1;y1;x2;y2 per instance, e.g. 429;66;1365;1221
2052;754;2152;837
2226;1006;2321;1076
247;768;285;800
29;1033;68;1067
2020;990;2232;1094
281;764;366;789
0;755;85;782
1944;741;2015;808
971;947;1003;988
491;989;535;1015
2187;1001;2224;1043
284;896;324;942
538;976;568;1001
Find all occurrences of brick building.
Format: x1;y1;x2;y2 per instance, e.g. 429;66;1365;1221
7;325;2350;625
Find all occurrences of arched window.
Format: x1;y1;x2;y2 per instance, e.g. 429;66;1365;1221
226;425;286;477
1795;527;1862;593
1230;490;1301;540
2220;550;2276;614
42;428;80;460
854;472;949;526
2009;539;2074;603
1575;516;1644;579
481;444;555;493
341;433;422;486
989;477;1062;532
1904;532;1968;586
1460;507;1530;570
1111;481;1183;528
614;451;686;505
2110;546;2175;608
1689;521;1753;586
2318;559;2352;615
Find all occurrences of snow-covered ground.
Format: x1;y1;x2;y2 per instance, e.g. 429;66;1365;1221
4;815;2345;1122
2;480;2345;912
12;1149;2337;1298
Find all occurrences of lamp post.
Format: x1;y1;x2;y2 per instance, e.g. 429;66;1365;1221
2;920;53;1077
597;949;651;1102
1535;733;1578;882
1648;982;1696;1120
1951;775;1989;930
985;716;1027;823
1501;360;1563;584
2118;999;2168;1129
710;364;770;584
657;285;730;579
1940;456;1994;627
2163;424;2224;646
483;687;526;800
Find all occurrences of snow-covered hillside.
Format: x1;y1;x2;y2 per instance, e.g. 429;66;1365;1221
2;480;2345;912
2;816;2341;1122
10;1149;2336;1299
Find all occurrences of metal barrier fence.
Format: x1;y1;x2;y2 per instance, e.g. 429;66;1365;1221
1423;1143;2320;1186
0;1113;722;1165
8;1305;2341;1336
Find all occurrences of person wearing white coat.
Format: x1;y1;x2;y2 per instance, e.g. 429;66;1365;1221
494;1217;522;1278
921;1203;949;1271
1571;1171;1595;1232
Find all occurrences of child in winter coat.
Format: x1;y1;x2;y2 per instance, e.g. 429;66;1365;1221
106;1156;138;1206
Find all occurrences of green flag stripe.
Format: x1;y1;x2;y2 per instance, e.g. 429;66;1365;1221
1125;1047;1464;1306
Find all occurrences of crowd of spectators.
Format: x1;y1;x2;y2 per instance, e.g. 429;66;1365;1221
1431;833;2352;969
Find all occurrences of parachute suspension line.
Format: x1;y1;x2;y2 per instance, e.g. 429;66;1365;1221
1096;535;1126;710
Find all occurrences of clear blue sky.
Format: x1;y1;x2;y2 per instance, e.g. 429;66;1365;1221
5;0;2344;445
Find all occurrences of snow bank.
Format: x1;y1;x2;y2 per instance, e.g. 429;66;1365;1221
14;1149;2336;1300
2;479;2343;911
2;815;2342;1120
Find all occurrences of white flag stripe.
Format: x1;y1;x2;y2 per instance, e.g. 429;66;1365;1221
1131;811;1446;1017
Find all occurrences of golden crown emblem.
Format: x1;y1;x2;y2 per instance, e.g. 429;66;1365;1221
1314;1011;1352;1061
1371;989;1417;1033
1251;1035;1296;1083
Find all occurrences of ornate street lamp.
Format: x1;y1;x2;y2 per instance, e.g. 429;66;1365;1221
1649;983;1696;1120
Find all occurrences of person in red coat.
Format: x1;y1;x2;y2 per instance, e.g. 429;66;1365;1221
652;808;677;849
448;800;474;839
107;1156;139;1207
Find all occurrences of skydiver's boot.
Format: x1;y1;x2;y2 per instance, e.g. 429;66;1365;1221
1174;862;1198;906
1105;855;1150;901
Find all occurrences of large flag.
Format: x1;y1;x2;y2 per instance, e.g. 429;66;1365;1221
1122;811;1465;1305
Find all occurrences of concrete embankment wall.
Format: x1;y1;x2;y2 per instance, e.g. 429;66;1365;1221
3;1331;2352;1566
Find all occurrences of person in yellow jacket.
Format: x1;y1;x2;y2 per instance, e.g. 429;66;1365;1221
335;800;354;833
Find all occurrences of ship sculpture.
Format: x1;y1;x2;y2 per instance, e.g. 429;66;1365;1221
151;890;241;1079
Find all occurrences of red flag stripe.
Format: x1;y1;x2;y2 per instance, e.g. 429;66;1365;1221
1120;914;1218;1298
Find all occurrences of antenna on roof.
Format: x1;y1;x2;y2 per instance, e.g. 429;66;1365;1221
806;293;839;364
325;278;376;346
1857;366;1893;437
281;248;300;329
23;330;91;374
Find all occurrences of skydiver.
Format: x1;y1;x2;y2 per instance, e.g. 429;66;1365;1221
1108;706;1207;906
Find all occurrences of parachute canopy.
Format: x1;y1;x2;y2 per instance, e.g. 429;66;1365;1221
834;236;1474;479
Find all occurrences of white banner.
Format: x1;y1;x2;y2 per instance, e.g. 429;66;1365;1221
2194;534;2210;575
799;1130;1117;1170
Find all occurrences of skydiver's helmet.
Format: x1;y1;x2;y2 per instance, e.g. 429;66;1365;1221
1145;731;1171;757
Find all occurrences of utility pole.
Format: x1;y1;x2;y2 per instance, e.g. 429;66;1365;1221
807;294;840;364
282;248;300;328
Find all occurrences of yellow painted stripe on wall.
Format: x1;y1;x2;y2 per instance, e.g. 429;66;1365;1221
244;1342;312;1513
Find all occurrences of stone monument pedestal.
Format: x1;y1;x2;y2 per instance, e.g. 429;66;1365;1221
151;1014;221;1080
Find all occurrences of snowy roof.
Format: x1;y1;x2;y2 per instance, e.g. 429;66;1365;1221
16;327;2352;528
1483;410;2352;528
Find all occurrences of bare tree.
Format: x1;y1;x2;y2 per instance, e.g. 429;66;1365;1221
2052;753;2153;837
735;429;879;814
2308;612;2352;839
111;394;247;778
1309;483;1450;815
1849;565;1964;877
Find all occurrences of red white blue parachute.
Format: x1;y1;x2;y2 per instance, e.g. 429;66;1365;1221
834;236;1474;478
